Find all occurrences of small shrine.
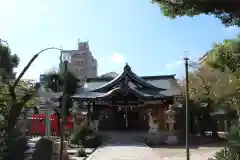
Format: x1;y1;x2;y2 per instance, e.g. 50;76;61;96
71;63;183;144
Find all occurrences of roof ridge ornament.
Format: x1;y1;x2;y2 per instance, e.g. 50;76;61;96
124;63;131;71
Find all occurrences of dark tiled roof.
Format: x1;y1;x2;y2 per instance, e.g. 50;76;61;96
91;64;168;92
86;75;175;82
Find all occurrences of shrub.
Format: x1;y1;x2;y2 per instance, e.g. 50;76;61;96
69;127;102;148
209;124;240;160
75;148;87;157
82;134;102;148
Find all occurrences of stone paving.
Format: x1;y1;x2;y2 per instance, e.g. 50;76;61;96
27;135;222;160
156;147;221;160
86;143;160;160
86;144;221;160
85;132;222;160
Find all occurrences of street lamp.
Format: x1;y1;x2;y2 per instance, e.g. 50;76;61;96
60;51;71;160
61;51;71;123
184;57;190;160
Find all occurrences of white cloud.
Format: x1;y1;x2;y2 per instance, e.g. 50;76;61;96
110;52;125;63
165;53;201;69
226;26;237;31
96;52;126;76
225;26;239;35
166;60;182;69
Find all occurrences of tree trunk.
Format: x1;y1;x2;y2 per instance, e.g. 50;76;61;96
210;118;219;138
56;112;61;136
7;103;22;136
205;111;219;139
198;117;206;136
7;96;38;137
233;97;240;124
235;105;240;124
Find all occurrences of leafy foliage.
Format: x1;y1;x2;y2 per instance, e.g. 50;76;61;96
69;127;102;148
75;148;87;157
181;65;238;137
188;65;237;111
209;124;240;160
207;35;240;77
44;68;80;94
0;44;38;126
0;43;19;77
0;80;38;123
152;0;240;26
44;69;80;115
0;43;41;137
206;35;240;117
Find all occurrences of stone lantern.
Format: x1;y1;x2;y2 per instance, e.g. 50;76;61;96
164;105;179;144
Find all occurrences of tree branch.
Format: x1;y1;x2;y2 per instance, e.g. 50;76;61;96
7;82;16;102
13;47;62;90
7;83;40;134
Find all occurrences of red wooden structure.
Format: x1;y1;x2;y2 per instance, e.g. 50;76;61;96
30;113;73;136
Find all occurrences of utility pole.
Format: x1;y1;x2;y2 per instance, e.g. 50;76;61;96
60;54;70;160
184;57;190;160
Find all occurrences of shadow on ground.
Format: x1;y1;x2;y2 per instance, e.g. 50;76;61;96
148;134;227;150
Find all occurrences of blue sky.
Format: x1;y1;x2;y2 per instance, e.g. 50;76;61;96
1;0;240;81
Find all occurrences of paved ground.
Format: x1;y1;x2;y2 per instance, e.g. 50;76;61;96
86;132;222;160
156;147;221;160
27;134;222;160
86;143;160;160
86;143;221;160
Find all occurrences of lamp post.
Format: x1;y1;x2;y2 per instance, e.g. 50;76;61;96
184;57;190;160
60;52;71;160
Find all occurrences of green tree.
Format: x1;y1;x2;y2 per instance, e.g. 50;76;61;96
207;35;240;77
188;66;237;107
210;124;240;160
206;35;240;121
43;69;80;135
185;65;239;137
1;45;61;137
44;68;80;95
0;80;38;122
152;0;240;27
0;43;19;77
0;43;40;137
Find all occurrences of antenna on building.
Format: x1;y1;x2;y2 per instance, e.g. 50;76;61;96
77;38;81;49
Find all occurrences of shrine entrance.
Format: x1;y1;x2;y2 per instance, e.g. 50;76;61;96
97;105;149;131
115;108;140;130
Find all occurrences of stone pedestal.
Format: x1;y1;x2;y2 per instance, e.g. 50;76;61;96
164;133;179;145
146;111;163;145
148;112;158;133
70;101;88;133
164;105;179;145
51;151;69;160
91;120;99;131
52;141;68;154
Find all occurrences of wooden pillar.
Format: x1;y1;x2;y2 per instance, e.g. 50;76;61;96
217;120;220;131
87;102;90;125
224;120;228;132
92;101;97;120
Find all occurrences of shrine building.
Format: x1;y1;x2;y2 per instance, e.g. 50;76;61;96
71;63;183;131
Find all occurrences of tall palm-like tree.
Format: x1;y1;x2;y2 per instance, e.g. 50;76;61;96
44;69;80;135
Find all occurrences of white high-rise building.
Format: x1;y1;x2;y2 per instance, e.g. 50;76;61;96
60;41;98;83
